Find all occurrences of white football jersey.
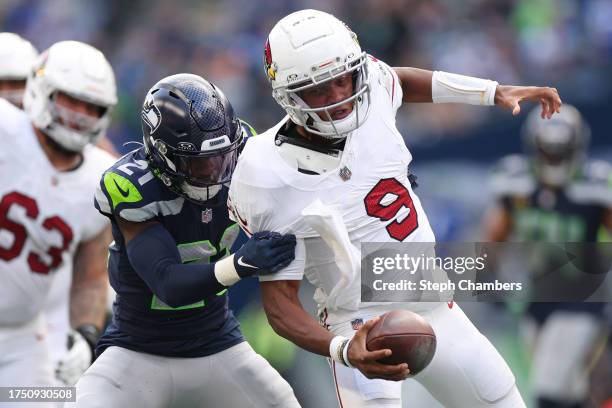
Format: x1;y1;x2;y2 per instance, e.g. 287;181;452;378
229;57;437;324
0;99;113;327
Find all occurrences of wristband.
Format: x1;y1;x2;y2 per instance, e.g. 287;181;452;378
432;71;498;106
75;324;101;363
214;254;241;286
329;335;351;367
342;338;354;368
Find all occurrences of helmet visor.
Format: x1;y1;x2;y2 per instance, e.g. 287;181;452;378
288;53;368;117
175;148;238;187
533;126;576;166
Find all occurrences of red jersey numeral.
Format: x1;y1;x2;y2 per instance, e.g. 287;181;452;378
0;191;73;274
364;178;418;241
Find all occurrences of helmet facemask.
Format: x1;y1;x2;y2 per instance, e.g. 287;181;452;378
44;91;112;152
532;125;584;187
147;127;244;204
274;52;370;139
522;105;590;188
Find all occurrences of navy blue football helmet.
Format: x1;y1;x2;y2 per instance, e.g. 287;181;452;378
142;73;243;203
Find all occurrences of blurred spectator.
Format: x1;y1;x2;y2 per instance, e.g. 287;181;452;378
2;0;610;155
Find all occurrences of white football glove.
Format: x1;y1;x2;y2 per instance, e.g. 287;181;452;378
55;329;93;386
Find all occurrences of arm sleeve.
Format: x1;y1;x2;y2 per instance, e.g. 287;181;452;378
258;237;306;282
126;223;226;308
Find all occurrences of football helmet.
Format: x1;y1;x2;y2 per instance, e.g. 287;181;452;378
23;41;117;152
265;9;370;139
0;32;38;107
142;73;243;203
522;104;590;187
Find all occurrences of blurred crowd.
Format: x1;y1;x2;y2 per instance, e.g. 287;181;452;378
1;0;611;155
2;2;611;406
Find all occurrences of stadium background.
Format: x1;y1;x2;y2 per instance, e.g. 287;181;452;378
2;0;611;406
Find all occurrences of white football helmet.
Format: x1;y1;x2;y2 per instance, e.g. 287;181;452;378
265;9;371;139
23;41;117;152
0;32;38;106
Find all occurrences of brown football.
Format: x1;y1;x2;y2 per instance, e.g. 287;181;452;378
366;310;436;375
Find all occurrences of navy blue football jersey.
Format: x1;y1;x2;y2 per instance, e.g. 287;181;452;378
490;155;612;320
93;123;256;357
491;155;612;242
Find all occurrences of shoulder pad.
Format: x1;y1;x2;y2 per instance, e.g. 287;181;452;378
94;148;184;222
368;55;402;108
489;155;535;197
566;160;612;207
81;145;116;178
579;160;612;186
0;99;29;142
494;154;531;176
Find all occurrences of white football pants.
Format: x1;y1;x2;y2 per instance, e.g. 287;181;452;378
72;341;300;408
327;303;526;408
0;314;57;408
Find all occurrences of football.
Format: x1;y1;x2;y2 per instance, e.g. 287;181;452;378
366;310;436;375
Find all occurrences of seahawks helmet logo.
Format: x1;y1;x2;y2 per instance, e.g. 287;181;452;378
178;142;197;151
142;96;161;134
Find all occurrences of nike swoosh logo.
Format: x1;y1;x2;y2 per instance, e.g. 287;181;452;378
237;256;258;269
113;179;130;198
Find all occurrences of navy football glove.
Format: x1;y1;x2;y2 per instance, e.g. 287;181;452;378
233;231;297;278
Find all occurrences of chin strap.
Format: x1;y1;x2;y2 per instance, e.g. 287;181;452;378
275;133;343;154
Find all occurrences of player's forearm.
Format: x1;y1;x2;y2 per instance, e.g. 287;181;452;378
70;278;108;329
396;67;501;106
126;224;227;307
261;282;334;357
71;228;112;330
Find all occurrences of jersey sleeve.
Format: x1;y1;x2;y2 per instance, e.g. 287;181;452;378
228;154;306;281
228;183;306;281
94;152;184;222
368;55;403;114
258;238;305;281
80;147;116;241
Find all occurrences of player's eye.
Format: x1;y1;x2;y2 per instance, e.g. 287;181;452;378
300;85;327;100
335;74;351;87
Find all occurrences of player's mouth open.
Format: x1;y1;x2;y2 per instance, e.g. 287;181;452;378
330;107;351;120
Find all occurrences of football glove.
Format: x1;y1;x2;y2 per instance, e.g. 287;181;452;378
233;231;297;278
55;329;92;386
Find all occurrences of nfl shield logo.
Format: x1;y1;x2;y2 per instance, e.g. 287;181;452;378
339;166;352;181
201;209;213;224
351;318;364;331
